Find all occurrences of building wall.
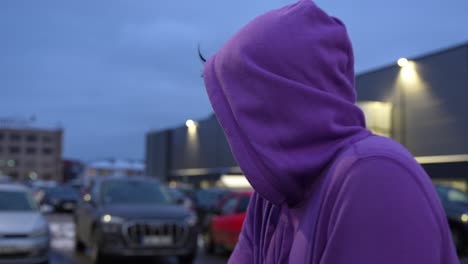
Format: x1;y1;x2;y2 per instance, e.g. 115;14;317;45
356;44;468;157
0;128;63;182
170;115;237;176
146;130;172;181
145;115;237;181
146;43;468;181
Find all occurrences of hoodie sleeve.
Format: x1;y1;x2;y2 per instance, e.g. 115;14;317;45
319;157;451;264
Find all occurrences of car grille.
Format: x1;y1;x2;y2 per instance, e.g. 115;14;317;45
0;234;29;239
123;221;189;247
0;252;31;258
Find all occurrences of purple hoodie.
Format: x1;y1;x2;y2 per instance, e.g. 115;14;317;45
203;0;459;263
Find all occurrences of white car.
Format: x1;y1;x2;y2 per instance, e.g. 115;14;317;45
0;184;50;264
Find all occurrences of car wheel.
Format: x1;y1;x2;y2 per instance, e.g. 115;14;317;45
178;252;196;264
203;230;215;254
74;219;86;252
90;230;108;264
74;231;86;252
451;226;466;254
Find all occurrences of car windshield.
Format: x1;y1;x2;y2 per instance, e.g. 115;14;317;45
47;187;79;198
0;190;37;211
437;186;468;205
196;190;230;207
100;180;171;205
167;188;186;201
447;189;468;204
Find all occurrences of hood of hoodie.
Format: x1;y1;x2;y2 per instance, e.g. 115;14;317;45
203;0;370;207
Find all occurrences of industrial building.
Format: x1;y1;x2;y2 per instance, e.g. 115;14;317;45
146;42;468;188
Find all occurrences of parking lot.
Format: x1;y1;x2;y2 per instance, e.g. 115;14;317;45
47;213;468;264
47;214;228;264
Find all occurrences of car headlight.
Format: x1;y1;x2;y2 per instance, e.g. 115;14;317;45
100;214;125;224
100;214;125;233
185;214;198;226
30;227;49;238
461;213;468;223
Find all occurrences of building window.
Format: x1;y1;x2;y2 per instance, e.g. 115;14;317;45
25;160;36;168
26;134;38;142
27;171;38;180
357;101;393;138
0;132;4;141
7;159;18;167
42;136;53;143
9;133;21;142
9;171;18;179
43;174;52;180
9;146;21;154
42;148;53;155
26;147;37;155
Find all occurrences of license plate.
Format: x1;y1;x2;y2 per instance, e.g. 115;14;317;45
142;236;173;246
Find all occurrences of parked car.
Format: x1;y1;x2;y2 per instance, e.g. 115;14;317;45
0;176;12;183
166;187;195;211
74;176;198;264
41;186;80;213
194;188;232;230
435;184;468;253
64;179;84;194
29;181;57;205
0;183;50;264
204;191;252;254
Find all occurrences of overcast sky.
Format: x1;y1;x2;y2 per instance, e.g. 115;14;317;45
1;0;467;161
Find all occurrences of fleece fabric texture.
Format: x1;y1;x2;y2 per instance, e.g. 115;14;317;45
203;0;459;263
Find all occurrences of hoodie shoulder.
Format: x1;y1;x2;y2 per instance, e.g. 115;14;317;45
329;135;434;202
317;153;458;263
332;135;418;173
311;135;458;263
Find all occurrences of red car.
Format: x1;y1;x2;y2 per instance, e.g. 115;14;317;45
204;191;252;253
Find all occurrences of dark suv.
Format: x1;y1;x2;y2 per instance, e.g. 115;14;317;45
435;184;468;253
74;177;198;264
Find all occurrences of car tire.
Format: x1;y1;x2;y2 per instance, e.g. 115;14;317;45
74;220;86;252
451;226;464;253
203;230;215;254
91;230;108;264
74;232;86;252
178;252;196;264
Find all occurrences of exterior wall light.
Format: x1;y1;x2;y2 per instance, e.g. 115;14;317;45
398;58;410;68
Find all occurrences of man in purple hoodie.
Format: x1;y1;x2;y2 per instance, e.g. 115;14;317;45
202;0;459;263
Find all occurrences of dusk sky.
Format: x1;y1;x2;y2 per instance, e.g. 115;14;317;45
1;0;467;161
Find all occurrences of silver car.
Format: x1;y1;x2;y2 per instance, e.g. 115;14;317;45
0;184;50;264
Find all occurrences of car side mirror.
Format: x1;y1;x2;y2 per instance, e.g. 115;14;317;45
40;204;53;214
214;208;222;215
82;193;95;206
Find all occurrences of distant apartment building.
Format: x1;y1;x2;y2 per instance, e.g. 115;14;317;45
0;118;63;182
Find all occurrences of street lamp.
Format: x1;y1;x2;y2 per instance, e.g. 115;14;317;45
397;58;409;68
397;58;416;146
186;119;198;128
